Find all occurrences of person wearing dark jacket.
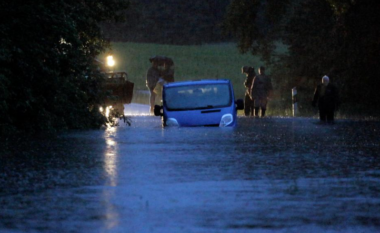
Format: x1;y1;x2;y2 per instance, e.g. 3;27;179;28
242;66;255;116
312;75;340;124
250;66;273;117
146;58;160;114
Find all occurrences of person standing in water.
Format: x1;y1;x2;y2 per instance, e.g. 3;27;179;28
250;66;273;117
242;66;255;116
146;57;160;114
312;75;340;124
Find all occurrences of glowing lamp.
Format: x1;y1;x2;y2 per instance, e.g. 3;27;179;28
106;55;115;67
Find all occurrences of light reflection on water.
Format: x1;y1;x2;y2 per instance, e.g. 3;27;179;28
0;116;380;233
124;103;150;116
104;127;118;187
103;127;120;231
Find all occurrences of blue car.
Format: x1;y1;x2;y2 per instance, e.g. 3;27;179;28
154;79;244;127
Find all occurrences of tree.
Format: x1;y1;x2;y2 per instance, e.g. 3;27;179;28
101;0;231;44
224;0;380;115
0;0;129;135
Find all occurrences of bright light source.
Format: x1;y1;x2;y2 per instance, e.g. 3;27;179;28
106;55;115;67
105;106;113;118
100;106;113;117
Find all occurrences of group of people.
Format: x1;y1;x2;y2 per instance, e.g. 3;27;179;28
146;56;175;114
145;57;339;122
242;66;273;118
242;66;340;123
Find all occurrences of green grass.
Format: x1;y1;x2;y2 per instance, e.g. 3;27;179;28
101;42;295;116
102;42;264;100
101;42;378;119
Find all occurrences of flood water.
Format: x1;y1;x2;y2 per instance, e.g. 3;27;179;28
1;107;380;233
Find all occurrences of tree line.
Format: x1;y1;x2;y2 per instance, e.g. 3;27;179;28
223;0;380;116
101;0;231;45
103;0;380;116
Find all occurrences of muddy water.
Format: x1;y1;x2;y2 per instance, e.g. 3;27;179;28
0;115;379;233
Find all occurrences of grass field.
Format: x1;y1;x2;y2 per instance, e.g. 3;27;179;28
104;42;265;99
102;42;378;119
102;42;294;116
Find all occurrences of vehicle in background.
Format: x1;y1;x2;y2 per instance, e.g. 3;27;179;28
95;56;134;119
102;71;134;116
154;79;244;127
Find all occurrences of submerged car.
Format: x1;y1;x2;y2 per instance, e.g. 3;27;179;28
154;79;244;127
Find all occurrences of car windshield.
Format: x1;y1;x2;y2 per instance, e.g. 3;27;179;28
164;83;232;110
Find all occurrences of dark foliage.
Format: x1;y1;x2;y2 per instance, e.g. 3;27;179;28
224;0;380;116
101;0;231;45
0;0;129;136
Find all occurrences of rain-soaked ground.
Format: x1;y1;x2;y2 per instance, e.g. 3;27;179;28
1;105;380;233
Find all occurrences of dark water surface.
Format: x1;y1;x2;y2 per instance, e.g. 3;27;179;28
1;116;380;233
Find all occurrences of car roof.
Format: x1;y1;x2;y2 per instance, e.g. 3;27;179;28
165;79;231;87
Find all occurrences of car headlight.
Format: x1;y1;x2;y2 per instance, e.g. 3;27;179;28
219;114;233;127
166;118;179;127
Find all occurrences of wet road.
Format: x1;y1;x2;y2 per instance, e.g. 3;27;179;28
1;116;380;233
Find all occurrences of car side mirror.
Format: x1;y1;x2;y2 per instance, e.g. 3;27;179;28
235;99;244;110
154;105;163;116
